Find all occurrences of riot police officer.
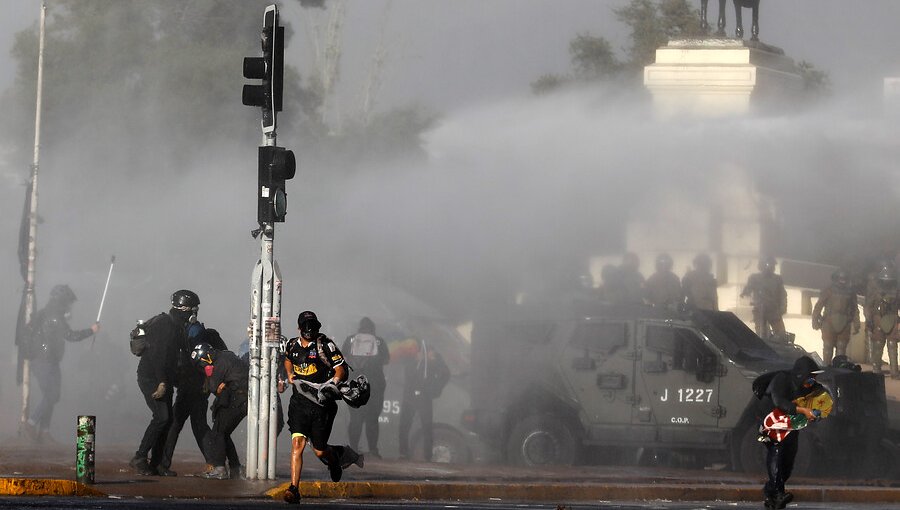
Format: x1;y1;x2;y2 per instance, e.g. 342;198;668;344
812;269;860;366
682;253;719;311
129;290;198;476
23;284;99;442
618;252;645;305
864;266;900;377
741;256;788;338
644;253;683;310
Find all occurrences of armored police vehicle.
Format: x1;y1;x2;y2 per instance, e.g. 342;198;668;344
468;302;887;474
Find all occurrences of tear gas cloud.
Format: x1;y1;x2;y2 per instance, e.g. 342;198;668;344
0;1;898;465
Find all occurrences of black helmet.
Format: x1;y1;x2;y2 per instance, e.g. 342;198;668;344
758;256;777;273
190;342;214;367
655;253;673;272
832;268;850;287
49;284;77;304
172;289;200;308
340;375;371;408
693;253;712;271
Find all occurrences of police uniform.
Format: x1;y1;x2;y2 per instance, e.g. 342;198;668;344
644;271;683;310
285;333;345;451
741;272;788;338
682;269;719;311
812;285;860;366
865;286;900;376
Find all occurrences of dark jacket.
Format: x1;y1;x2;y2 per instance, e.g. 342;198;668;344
762;356;823;416
207;350;249;411
27;305;92;363
136;312;180;385
402;342;450;400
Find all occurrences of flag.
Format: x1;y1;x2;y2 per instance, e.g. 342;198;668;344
15;177;34;385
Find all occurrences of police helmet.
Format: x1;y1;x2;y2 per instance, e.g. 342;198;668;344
190;342;214;367
831;269;850;287
340;375;371;408
655;253;673;272
877;265;897;283
758;256;777;273
693;253;712;271
50;284;77;304
172;289;200;308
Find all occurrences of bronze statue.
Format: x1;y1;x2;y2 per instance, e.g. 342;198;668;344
700;0;760;41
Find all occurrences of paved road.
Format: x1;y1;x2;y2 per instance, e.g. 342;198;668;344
5;499;900;510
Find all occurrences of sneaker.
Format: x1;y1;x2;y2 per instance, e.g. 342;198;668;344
129;455;154;476
156;467;177;477
764;496;777;510
776;491;794;509
340;446;364;469
201;466;229;480
328;461;343;482
283;484;301;504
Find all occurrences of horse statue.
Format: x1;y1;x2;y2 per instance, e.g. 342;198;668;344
700;0;760;41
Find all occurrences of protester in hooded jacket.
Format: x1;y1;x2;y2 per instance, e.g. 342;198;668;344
342;317;390;458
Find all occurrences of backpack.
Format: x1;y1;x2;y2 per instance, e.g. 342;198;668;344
130;313;167;357
752;370;782;399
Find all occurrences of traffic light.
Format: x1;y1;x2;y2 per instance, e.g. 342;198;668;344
258;145;295;224
243;5;284;133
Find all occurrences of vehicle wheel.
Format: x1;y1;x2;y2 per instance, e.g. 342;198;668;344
411;425;472;464
506;414;577;466
736;426;813;475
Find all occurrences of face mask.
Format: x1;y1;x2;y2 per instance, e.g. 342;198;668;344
204;365;214;377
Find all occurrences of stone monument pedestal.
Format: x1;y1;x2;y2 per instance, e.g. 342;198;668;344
644;38;802;117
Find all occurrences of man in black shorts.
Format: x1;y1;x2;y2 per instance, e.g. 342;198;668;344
280;311;363;504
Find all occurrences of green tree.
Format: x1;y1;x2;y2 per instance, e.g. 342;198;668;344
569;33;622;81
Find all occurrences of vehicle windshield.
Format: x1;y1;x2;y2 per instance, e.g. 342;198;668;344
692;310;785;367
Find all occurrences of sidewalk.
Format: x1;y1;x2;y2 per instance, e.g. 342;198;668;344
2;442;900;504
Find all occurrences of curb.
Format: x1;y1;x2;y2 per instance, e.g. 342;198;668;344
265;481;900;504
0;478;106;497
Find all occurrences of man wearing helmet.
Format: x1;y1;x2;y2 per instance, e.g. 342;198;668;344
864;264;900;377
812;269;860;366
190;341;248;479
129;290;199;476
618;252;645;305
280;311;362;504
741;256;788;338
22;284;99;442
644;253;683;310
682;253;719;311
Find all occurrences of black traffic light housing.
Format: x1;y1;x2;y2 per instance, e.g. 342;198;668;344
258;145;296;224
242;5;284;133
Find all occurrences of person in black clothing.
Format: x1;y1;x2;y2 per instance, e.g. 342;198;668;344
758;356;823;509
342;317;390;458
190;341;248;480
157;322;228;476
23;284;99;442
129;290;198;476
281;311;362;504
398;338;450;462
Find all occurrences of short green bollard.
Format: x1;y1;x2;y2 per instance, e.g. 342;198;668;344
76;415;95;484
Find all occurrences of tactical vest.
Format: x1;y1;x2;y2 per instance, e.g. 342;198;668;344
824;288;855;332
873;291;899;334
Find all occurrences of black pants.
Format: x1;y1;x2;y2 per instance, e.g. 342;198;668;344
136;377;173;466
764;431;799;497
348;382;384;453
160;385;210;469
398;392;433;461
205;390;248;467
28;358;61;431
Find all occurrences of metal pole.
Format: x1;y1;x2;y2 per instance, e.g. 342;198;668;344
95;255;116;322
268;262;282;478
256;131;277;479
21;2;47;428
246;259;263;479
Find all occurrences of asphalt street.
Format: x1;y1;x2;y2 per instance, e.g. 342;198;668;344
4;499;900;510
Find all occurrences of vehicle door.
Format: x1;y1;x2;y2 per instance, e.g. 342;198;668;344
559;319;638;443
636;321;720;441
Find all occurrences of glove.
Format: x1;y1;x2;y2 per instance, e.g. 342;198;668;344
318;381;341;403
151;382;167;400
811;316;822;330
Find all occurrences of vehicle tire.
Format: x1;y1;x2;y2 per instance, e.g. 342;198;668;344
506;414;577;466
736;425;813;475
411;425;472;464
